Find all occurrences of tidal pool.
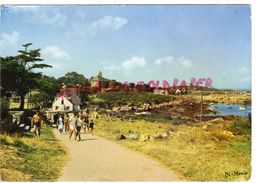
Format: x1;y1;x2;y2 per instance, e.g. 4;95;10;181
207;104;251;117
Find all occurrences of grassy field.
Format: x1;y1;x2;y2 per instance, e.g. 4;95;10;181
191;92;251;105
94;115;251;181
0;126;68;181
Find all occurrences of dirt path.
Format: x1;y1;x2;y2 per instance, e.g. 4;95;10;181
54;129;179;181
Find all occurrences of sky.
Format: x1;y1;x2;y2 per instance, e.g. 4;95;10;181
0;5;251;89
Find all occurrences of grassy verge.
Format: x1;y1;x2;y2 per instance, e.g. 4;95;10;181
94;116;251;181
0;126;68;181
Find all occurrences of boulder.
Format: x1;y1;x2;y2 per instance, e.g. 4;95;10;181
115;134;126;140
149;135;155;141
139;134;150;142
167;131;176;136
210;117;224;123
153;133;162;139
128;133;139;140
202;123;208;130
161;132;169;138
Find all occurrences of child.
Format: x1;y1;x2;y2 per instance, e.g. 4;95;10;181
83;114;89;133
88;119;94;134
75;115;83;142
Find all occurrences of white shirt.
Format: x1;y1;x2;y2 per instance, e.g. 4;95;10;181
76;118;82;127
58;117;63;124
69;116;77;127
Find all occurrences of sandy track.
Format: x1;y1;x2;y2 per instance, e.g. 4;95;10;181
54;129;179;181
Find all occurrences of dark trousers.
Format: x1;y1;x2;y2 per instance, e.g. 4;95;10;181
76;126;81;141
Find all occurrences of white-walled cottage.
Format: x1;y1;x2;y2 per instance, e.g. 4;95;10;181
52;94;81;112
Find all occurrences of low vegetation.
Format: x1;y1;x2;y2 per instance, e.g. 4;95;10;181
88;91;174;108
94;115;251;181
192;92;251;105
0;127;68;181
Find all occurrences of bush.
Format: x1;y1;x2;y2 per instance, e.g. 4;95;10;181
1;97;9;120
171;118;186;125
20;110;36;126
89;91;173;108
230;118;250;135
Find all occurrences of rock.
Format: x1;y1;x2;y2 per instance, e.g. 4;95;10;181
153;133;162;139
149;136;155;141
139;134;150;142
19;123;25;127
202;123;208;130
223;130;235;138
115;134;126;140
161;132;169;138
128;133;139;140
207;117;224;123
167;131;176;136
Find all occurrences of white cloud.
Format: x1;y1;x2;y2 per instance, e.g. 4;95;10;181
50;63;64;69
103;56;146;72
238;67;250;73
8;5;39;13
77;11;86;19
0;31;19;49
42;46;70;60
239;76;251;83
39;12;66;26
8;6;66;26
154;56;173;65
122;57;146;70
92;16;128;30
178;57;193;68
103;65;119;71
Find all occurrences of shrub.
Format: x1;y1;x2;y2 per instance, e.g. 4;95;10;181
1;97;9;120
230;118;250;135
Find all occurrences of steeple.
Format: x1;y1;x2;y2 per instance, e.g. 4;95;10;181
98;71;102;77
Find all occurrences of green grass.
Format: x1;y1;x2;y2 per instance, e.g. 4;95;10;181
0;126;68;181
94;115;251;181
231;139;251;155
89;91;174;107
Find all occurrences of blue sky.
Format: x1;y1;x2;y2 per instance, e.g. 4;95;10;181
0;5;251;89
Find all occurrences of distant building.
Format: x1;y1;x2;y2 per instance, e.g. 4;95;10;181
175;89;181;95
52;93;81;112
91;71;110;88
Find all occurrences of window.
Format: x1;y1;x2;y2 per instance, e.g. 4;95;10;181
55;106;59;110
66;106;70;110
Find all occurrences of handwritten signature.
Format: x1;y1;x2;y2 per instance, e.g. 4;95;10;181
225;170;248;177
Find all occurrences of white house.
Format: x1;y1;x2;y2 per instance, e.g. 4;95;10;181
52;94;81;112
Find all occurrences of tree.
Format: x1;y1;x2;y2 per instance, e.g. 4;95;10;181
0;43;52;109
57;72;89;85
1;56;23;98
30;76;58;108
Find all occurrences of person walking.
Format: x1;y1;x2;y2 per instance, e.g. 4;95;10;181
75;114;83;142
58;114;64;133
88;119;94;135
88;108;98;135
69;112;78;140
83;113;89;133
31;111;42;139
64;113;70;133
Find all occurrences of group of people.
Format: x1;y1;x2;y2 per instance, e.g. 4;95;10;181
56;109;98;142
30;109;99;141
